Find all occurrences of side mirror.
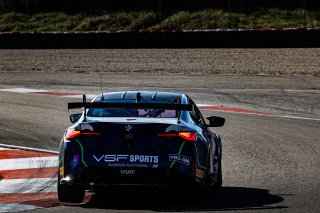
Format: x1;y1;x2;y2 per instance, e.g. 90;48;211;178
70;114;82;123
206;116;225;127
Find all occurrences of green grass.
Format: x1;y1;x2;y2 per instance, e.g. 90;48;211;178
0;9;319;31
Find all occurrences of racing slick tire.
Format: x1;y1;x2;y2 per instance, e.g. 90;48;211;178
58;178;85;203
200;156;222;198
212;159;222;192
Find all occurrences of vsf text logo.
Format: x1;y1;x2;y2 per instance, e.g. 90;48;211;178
93;154;128;162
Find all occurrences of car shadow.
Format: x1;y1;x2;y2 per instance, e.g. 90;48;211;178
79;186;287;211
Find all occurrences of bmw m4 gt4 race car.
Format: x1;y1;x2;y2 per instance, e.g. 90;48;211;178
58;91;225;203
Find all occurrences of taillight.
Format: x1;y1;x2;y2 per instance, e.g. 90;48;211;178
81;132;101;136
158;132;196;142
157;133;178;137
178;132;196;141
65;130;81;140
65;130;101;140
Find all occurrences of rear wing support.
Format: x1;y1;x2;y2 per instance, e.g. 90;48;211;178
82;94;87;121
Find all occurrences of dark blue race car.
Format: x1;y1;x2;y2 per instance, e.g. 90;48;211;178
58;91;225;203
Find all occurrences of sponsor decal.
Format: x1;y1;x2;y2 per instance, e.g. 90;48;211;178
93;154;159;168
169;154;191;165
59;167;64;175
108;163;149;168
130;155;158;163
152;164;159;168
93;154;129;162
196;169;204;179
125;134;134;139
120;170;135;175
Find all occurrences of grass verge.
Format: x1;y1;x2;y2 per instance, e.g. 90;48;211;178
0;9;319;31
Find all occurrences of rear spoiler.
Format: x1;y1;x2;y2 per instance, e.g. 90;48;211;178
68;102;192;111
68;95;192;123
68;95;192;111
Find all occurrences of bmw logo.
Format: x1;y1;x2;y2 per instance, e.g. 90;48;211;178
125;125;133;132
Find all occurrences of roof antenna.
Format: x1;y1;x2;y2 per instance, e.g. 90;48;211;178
100;73;104;101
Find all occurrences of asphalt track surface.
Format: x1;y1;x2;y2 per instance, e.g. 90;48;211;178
0;49;320;212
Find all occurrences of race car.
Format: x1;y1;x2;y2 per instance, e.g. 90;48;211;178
58;91;225;203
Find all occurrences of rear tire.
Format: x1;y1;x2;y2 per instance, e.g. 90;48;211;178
202;156;222;198
58;178;85;203
198;155;215;199
212;160;222;191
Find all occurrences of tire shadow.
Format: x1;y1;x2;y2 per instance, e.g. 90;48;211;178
79;186;287;211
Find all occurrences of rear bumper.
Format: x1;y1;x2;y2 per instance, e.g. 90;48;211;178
63;167;199;187
59;137;208;188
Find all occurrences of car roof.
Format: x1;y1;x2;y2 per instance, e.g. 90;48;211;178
96;91;183;103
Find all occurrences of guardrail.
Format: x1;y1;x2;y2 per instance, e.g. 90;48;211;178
0;28;320;48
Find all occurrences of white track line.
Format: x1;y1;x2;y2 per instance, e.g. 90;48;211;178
201;108;320;121
0;178;57;193
0;88;48;93
0;147;10;150
0;156;58;170
267;114;320;121
0;143;58;154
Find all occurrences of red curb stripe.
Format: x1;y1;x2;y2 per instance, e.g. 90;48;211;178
0;193;57;204
199;105;272;115
0;150;57;160
1;167;57;179
22;198;62;208
33;91;82;96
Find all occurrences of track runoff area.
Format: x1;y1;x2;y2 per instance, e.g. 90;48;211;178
0;86;319;212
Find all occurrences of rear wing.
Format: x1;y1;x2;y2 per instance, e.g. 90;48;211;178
68;94;192;122
68;94;192;111
68;102;192;111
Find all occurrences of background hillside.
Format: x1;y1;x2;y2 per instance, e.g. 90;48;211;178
0;0;319;31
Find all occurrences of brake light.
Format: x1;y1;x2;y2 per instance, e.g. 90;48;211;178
65;130;101;140
178;132;196;141
65;130;81;140
158;132;196;141
81;132;101;136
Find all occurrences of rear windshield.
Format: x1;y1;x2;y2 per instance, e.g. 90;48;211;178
87;100;178;118
87;108;176;118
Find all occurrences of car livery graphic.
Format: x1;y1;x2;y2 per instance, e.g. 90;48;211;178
58;91;224;203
